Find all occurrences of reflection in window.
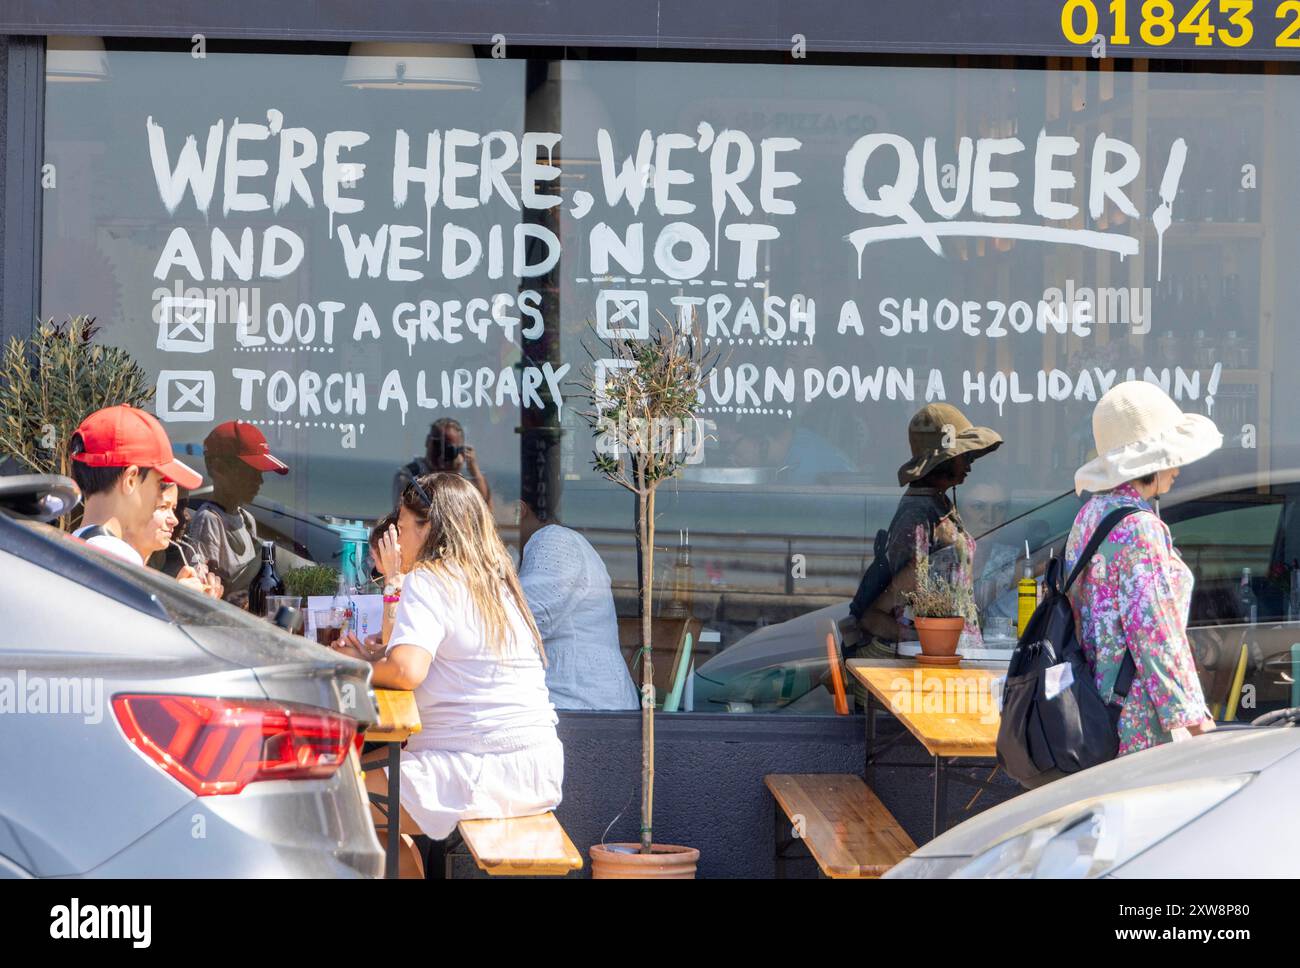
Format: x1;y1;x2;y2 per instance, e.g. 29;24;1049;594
35;44;1300;713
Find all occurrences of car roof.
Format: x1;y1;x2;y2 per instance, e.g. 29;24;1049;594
0;513;170;622
910;726;1300;858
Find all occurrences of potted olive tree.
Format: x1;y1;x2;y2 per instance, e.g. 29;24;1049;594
0;316;154;525
0;316;155;478
903;525;976;665
578;311;715;878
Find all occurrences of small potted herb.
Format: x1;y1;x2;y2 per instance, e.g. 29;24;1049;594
282;565;341;600
902;525;976;663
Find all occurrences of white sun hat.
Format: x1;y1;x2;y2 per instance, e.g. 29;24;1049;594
1074;381;1223;495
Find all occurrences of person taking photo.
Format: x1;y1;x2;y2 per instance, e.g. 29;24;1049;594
392;417;490;508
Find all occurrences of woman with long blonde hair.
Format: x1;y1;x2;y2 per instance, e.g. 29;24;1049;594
334;473;562;876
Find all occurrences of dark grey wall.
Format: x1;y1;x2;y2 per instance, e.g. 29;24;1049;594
544;711;1016;879
0;36;8;332
1;35;42;344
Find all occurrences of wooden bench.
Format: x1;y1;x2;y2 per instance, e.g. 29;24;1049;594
455;812;584;877
765;773;916;878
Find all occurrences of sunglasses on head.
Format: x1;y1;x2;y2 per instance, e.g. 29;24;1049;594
406;478;434;509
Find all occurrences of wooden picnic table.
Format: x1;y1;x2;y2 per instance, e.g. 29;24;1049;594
847;658;1008;841
363;689;421;878
368;688;421;742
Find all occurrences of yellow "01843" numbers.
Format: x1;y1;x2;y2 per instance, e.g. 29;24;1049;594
1062;0;1300;47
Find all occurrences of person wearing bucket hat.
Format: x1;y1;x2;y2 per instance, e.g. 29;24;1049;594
1065;381;1222;756
848;403;1003;660
185;420;299;602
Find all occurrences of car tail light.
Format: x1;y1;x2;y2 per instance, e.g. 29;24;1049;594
113;694;357;796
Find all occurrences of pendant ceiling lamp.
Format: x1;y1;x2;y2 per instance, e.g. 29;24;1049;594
46;35;109;83
342;42;481;91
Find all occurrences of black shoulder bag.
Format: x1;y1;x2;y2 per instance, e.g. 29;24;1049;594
996;506;1140;789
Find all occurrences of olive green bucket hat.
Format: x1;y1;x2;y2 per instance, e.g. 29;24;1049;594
897;403;1003;486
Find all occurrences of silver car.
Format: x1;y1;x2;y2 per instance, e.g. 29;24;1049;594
0;475;383;878
886;717;1300;878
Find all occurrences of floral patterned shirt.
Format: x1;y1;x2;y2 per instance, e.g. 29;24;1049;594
1064;483;1208;756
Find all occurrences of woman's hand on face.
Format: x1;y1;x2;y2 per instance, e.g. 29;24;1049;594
374;525;403;580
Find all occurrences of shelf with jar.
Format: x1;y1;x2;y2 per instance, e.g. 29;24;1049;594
1046;60;1278;488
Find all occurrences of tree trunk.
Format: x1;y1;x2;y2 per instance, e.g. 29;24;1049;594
638;485;656;853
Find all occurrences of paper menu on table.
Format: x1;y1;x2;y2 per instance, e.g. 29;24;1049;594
303;594;384;641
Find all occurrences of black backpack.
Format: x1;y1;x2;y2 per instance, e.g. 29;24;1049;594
996;506;1140;789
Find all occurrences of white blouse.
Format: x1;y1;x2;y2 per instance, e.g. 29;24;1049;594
387;566;558;753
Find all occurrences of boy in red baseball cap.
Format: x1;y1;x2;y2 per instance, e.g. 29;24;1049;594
68;405;203;567
186;420;293;600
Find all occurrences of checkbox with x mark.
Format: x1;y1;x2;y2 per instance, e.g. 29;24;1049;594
157;295;216;353
155;370;215;422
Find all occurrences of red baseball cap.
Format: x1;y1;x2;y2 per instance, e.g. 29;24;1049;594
203;420;289;475
71;405;203;490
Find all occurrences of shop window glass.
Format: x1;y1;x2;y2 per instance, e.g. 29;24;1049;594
35;44;1300;715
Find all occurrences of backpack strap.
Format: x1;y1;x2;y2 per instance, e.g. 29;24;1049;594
1113;647;1138;705
1063;505;1143;705
76;524;110;541
1062;506;1142;594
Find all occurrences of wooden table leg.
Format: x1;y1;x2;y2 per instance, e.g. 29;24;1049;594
773;797;787;879
386;742;401;879
864;691;877;786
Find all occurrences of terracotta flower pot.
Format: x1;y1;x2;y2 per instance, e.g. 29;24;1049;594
913;616;965;657
589;843;700;879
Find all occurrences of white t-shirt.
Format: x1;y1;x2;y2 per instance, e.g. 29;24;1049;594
72;526;145;566
387;567;557;753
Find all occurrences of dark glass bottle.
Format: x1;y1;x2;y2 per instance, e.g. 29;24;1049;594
248;540;285;617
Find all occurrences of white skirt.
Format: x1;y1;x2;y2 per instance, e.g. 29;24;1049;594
391;731;565;840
